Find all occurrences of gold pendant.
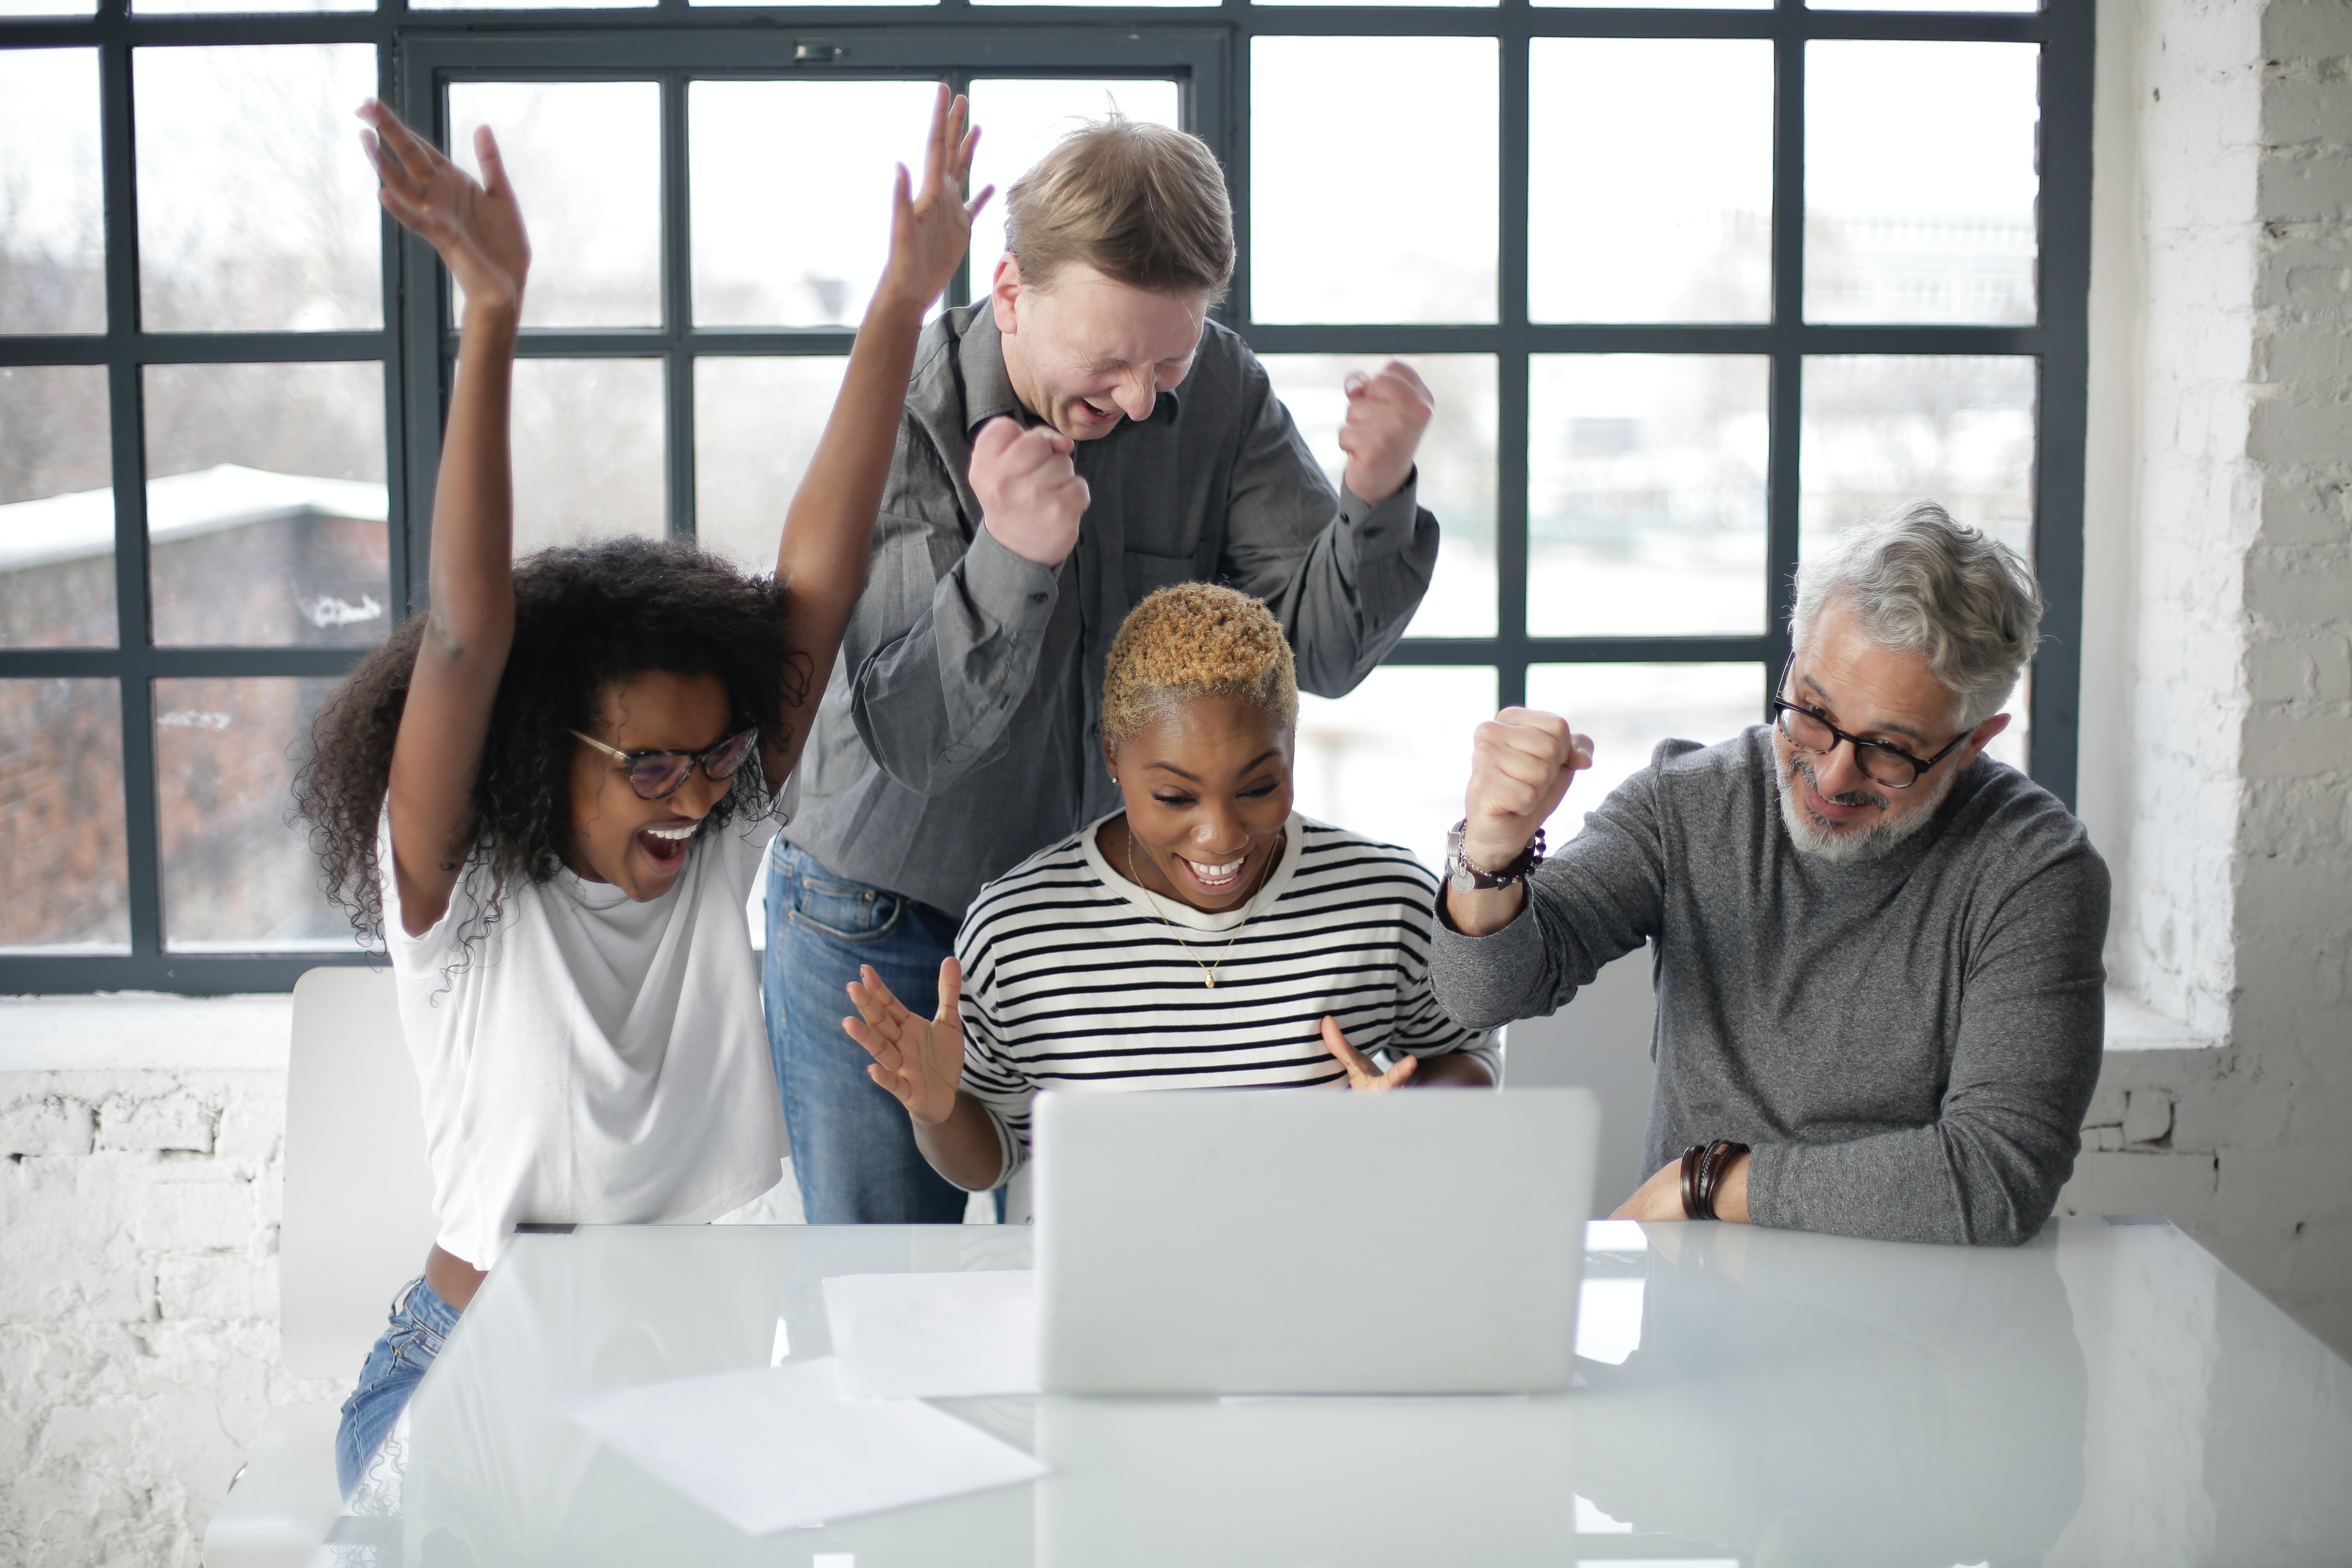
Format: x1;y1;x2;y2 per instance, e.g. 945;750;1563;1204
1204;976;1216;989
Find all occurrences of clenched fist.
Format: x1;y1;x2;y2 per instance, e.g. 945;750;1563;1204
1338;360;1435;505
1462;707;1593;872
972;415;1089;568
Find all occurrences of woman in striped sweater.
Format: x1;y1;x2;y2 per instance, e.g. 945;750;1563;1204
843;581;1497;1219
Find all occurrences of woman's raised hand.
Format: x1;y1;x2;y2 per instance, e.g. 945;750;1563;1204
845;959;969;1127
1321;1016;1418;1092
877;84;993;316
358;99;530;317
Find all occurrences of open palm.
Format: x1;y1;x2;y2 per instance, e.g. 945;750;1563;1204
358;99;531;314
844;960;967;1127
877;85;994;315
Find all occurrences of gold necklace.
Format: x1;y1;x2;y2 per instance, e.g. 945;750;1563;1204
1125;825;1282;989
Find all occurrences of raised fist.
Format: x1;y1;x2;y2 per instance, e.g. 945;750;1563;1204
971;416;1089;568
1337;359;1435;505
1462;707;1592;870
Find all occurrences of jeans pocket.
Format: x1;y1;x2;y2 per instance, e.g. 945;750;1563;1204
788;874;907;945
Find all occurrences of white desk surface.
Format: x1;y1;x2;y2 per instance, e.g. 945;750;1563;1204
396;1218;2352;1566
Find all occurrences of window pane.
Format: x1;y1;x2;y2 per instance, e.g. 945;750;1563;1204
1815;0;2034;12
690;81;938;329
139;0;365;15
1530;40;1771;325
976;0;1198;11
143;363;389;648
693;356;849;574
1800;354;2035;773
135;45;381;333
1259;354;1495;638
1805;42;2040;325
157;677;357;951
417;0;645;13
0;365;116;648
448;83;660;329
1275;0;1492;10
1251;38;1497;325
1293;664;1495;874
1800;355;2034;560
512;359;666;556
1528;355;1769;639
0;0;94;13
1539;0;1766;11
966;78;1184;299
0;679;127;953
0;49;104;332
1526;663;1760;819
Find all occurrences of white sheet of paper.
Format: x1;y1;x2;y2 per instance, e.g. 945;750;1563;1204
564;1357;1045;1535
823;1270;1041;1399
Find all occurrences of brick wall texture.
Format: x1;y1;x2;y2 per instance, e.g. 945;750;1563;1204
0;1069;346;1568
2072;0;2352;1355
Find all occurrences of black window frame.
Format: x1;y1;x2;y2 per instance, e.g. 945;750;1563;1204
0;0;2092;996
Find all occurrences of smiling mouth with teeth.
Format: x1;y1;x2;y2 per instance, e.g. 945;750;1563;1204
1180;853;1247;886
637;821;700;867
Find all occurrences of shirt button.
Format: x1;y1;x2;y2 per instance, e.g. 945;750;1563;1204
1028;591;1048;604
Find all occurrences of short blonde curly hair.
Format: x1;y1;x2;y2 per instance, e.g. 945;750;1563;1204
1101;583;1298;750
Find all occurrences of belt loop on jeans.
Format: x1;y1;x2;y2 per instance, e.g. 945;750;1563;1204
392;1276;421;1316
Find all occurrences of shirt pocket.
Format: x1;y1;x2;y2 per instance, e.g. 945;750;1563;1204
1123;549;1199;609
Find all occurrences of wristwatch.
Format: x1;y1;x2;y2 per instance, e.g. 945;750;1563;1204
1445;819;1546;893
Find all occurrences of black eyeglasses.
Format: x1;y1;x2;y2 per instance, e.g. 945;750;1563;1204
1768;664;1967;790
571;726;760;801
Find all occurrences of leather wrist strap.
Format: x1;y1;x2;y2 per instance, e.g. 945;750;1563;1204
1688;1138;1751;1222
1678;1143;1707;1220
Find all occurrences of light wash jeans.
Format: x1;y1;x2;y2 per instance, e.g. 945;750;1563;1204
764;840;974;1225
336;1273;459;1497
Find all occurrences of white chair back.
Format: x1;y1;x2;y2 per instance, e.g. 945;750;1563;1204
280;965;438;1380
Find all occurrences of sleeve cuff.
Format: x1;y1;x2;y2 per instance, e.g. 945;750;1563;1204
1428;884;1549;1032
961;523;1062;631
1339;467;1422;561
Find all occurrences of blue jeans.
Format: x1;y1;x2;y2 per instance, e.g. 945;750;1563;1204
764;841;972;1224
336;1274;459;1497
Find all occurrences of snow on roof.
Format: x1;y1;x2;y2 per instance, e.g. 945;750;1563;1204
0;464;389;574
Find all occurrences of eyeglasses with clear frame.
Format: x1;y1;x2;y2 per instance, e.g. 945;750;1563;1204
570;726;760;801
1767;662;1970;790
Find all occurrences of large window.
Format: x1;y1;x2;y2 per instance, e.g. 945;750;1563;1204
0;0;2089;993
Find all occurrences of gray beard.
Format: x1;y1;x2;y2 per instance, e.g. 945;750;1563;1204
1773;747;1956;865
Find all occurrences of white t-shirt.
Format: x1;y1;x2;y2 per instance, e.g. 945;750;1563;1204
379;777;795;1269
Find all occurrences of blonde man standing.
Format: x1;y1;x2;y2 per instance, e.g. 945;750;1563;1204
768;118;1441;1223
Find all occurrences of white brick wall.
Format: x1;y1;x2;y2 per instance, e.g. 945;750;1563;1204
0;1002;347;1568
2078;0;2352;1354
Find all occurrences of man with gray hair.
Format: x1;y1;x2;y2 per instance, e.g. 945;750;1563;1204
1432;502;2107;1245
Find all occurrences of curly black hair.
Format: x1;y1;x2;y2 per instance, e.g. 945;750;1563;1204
294;536;810;949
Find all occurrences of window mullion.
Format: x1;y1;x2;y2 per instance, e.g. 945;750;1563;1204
1763;18;1806;713
662;71;697;542
1497;24;1528;710
98;23;165;961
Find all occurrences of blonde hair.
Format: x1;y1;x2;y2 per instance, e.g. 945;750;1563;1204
1101;583;1298;750
1002;116;1234;298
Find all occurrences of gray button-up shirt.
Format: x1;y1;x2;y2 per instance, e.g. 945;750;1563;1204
781;303;1440;913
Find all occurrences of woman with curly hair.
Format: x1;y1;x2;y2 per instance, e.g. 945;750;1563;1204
296;89;990;1492
841;582;1499;1221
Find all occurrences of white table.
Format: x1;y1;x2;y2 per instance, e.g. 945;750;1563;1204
385;1218;2352;1566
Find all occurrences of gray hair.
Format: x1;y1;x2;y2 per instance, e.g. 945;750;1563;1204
1790;501;2043;730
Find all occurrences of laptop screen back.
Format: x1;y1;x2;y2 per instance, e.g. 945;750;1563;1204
1032;1088;1600;1394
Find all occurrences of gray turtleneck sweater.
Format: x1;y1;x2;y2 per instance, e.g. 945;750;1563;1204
1431;727;2109;1245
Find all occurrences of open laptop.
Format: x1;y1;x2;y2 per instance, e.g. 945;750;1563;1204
1031;1087;1601;1395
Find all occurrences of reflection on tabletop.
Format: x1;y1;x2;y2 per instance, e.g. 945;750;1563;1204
383;1220;2352;1568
